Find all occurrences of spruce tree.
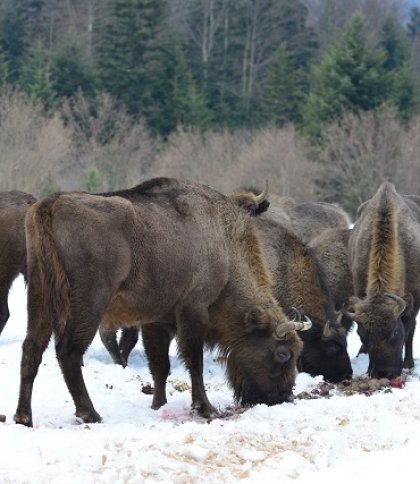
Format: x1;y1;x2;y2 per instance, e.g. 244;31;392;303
97;0;166;124
20;42;56;111
379;15;418;120
302;13;387;139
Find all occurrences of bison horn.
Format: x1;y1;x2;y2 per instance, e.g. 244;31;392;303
253;180;269;204
323;320;333;338
273;315;312;340
385;293;407;316
342;307;356;322
291;306;301;321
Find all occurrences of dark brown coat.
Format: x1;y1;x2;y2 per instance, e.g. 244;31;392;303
14;178;307;426
309;228;354;331
0;191;36;335
255;217;352;382
348;182;420;378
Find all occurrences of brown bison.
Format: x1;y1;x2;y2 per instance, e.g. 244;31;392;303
347;182;420;379
0;191;36;336
104;187;353;382
14;178;311;426
234;187;351;244
309;228;355;332
233;187;353;381
255;217;352;382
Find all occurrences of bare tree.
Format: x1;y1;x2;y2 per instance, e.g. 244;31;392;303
0;89;70;195
62;93;158;192
149;125;317;200
316;105;409;214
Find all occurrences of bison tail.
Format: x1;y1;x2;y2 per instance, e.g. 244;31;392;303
27;195;70;342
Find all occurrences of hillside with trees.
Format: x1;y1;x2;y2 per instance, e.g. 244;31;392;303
0;0;420;215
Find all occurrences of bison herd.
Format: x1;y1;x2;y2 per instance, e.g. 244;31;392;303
0;178;418;426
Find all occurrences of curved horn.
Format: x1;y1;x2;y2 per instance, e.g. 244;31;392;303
342;307;356;322
385;293;407;316
273;321;299;340
253;180;269;204
273;316;312;340
323;319;333;338
291;306;302;322
294;316;312;332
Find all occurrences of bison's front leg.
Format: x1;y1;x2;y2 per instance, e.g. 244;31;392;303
99;326;127;367
403;312;416;370
119;326;140;365
176;306;218;419
0;291;10;335
142;323;175;410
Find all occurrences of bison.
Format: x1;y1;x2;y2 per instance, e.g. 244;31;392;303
255;217;352;382
0;191;36;336
347;182;420;379
309;228;355;332
233;187;351;244
14;177;311;427
233;187;353;381
103;186;353;383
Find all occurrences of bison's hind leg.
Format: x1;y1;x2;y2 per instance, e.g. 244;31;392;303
56;319;103;424
142;323;174;410
14;296;53;427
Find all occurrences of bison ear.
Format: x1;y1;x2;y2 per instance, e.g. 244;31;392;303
245;306;270;333
254;199;270;215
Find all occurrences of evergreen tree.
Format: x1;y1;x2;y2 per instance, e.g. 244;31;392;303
379;15;418;120
302;13;387;139
51;37;97;100
0;1;28;82
97;0;166;125
407;6;420;41
158;35;212;132
262;43;306;126
20;41;56;111
0;47;9;87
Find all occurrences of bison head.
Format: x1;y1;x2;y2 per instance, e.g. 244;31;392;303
229;181;270;216
344;293;408;379
298;313;353;383
226;306;310;406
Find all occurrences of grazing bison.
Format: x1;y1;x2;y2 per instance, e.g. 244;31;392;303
254;217;352;382
309;228;355;332
105;187;353;382
0;191;36;336
347;182;420;379
233;187;353;381
14;178;311;426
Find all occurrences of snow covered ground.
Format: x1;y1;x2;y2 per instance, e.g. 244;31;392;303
1;275;420;483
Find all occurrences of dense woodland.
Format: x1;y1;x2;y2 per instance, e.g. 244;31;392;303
1;0;420;215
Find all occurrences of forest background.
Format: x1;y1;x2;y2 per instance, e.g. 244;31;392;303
1;0;420;216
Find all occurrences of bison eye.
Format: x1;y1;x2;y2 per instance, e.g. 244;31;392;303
274;347;291;364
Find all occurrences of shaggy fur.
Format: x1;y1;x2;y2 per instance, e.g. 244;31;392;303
0;191;36;336
15;178;304;427
349;182;420;379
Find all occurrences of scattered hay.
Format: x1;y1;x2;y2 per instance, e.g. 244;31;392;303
296;375;407;400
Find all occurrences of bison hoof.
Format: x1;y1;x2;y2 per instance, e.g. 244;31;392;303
193;402;219;419
14;411;33;427
75;409;102;424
